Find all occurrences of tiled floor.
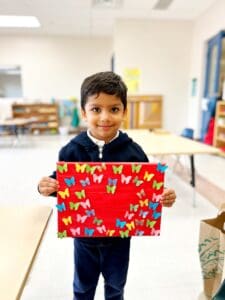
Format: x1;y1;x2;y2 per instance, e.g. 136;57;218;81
0;134;224;300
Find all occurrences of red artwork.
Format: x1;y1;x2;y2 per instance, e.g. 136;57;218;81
56;162;167;238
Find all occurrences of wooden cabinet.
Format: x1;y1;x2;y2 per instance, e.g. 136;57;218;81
213;101;225;149
12;103;59;134
123;95;162;129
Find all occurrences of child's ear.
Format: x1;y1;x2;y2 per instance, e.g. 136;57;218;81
81;109;87;121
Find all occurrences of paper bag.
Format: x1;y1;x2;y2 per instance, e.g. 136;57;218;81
199;211;225;297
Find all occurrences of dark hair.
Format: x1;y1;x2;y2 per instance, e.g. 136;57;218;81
80;71;127;110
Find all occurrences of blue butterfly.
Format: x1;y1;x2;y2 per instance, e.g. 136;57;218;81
80;177;90;187
108;178;118;186
149;202;160;210
153;211;161;220
135;230;144;236
139;210;149;218
64;176;75;187
84;227;95;236
116;218;126;228
56;202;66;212
86;209;95;217
157;163;168;173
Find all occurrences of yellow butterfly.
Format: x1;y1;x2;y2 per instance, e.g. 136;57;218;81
143;171;154;182
139;199;148;207
58;188;70;199
126;221;135;231
107;229;115;237
75;163;87;173
62;216;72;226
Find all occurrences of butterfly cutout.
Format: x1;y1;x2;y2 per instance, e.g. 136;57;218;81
130;204;139;212
93;217;103;225
139;210;149;218
85;164;97;174
75;163;87;173
116;219;126;228
121;174;132;184
77;214;88;223
143;171;154;182
146;219;156;228
153;211;161;220
135;230;144;236
70;227;81;236
136;189;146;199
139;199;148;207
157;162;168;173
133;176;143;187
152;193;162;202
80;199;91;209
62;216;72;226
58;230;67;238
56;202;66;212
69;201;80;211
96;225;106;234
119;230;129;238
124;211;134;220
80;177;90;187
57;163;68;174
64;176;75;187
152;180;163;190
126;221;135;231
86;209;95;217
106;185;116;194
107;229;115;237
93;173;104;184
151;228;160;236
96;163;106;172
112;165;123;174
149;202;160;210
84;227;95;236
131;164;142;173
75;189;86;199
108;178;118;186
58;188;70;199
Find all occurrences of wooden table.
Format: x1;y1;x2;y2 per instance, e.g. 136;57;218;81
124;129;220;206
0;205;52;300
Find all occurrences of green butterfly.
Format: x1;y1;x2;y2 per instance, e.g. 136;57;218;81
133;176;143;187
130;204;139;212
112;165;123;174
86;164;97;174
106;185;116;194
131;164;142;173
119;230;129;238
69;201;80;210
57;163;68;173
93;217;103;225
152;180;163;190
57;230;67;238
75;189;86;199
146;219;156;228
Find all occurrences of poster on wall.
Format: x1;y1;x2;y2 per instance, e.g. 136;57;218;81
56;162;167;238
123;68;141;93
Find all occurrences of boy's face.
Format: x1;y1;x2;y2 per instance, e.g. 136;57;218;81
81;92;126;143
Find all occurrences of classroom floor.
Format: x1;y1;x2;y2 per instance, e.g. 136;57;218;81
0;134;224;300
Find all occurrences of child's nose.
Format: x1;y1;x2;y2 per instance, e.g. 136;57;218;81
100;111;110;121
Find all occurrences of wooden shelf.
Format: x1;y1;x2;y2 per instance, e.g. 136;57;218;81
12;103;59;134
123;95;162;129
213;101;225;149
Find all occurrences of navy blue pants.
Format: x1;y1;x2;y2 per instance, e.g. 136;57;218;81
73;237;130;300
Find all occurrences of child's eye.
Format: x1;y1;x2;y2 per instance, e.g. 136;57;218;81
111;107;120;113
91;107;101;113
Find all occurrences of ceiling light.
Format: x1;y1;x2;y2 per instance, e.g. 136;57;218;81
153;0;173;10
92;0;123;9
0;15;40;28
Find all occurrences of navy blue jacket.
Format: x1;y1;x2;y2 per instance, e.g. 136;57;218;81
50;130;148;179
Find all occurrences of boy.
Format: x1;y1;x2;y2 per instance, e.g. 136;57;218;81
38;71;176;300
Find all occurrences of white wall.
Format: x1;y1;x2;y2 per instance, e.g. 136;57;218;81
0;35;113;100
189;0;225;137
114;19;193;134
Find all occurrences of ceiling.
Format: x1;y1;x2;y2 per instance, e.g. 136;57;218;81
0;0;218;37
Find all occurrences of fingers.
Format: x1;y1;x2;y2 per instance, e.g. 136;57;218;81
38;177;59;196
160;188;176;207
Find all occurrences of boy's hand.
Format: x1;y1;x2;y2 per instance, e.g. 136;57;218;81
160;188;176;207
38;177;59;196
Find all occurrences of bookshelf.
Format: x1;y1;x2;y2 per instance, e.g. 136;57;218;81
213;101;225;150
12;103;59;134
123;95;162;129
